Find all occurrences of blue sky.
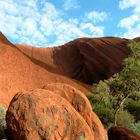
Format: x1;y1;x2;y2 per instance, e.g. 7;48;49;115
0;0;140;47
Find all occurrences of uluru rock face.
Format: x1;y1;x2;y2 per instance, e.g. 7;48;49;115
0;32;88;107
16;37;131;84
0;31;133;107
108;127;140;140
1;32;140;139
6;89;108;140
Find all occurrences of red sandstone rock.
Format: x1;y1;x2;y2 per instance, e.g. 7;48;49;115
6;89;94;140
16;37;131;84
0;32;88;108
0;31;139;109
91;112;108;140
43;83;107;140
43;83;93;128
108;127;140;140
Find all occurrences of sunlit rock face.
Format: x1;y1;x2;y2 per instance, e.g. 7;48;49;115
0;32;88;108
6;88;107;140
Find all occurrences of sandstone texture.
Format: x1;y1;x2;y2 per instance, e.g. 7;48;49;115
43;83;107;140
0;32;136;107
16;37;131;84
6;89;96;140
0;32;88;107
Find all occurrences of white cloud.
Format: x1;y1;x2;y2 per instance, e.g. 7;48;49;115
120;24;140;38
86;11;108;23
118;15;139;29
80;23;104;37
118;0;140;38
62;0;80;11
0;0;105;47
42;2;59;18
119;0;140;11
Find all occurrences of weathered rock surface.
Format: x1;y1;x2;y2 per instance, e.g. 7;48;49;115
16;37;131;84
43;83;107;140
0;32;88;107
91;112;107;140
43;83;93;127
108;127;140;140
6;89;95;140
1;31;140;108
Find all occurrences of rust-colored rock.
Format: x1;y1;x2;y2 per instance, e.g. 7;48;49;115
0;31;139;109
0;32;88;108
43;83;107;140
43;83;93;127
6;89;94;140
16;37;131;84
91;112;107;140
108;127;140;140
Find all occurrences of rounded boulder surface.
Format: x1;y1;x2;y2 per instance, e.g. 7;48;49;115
43;83;93;128
6;89;94;140
91;112;107;140
43;83;108;140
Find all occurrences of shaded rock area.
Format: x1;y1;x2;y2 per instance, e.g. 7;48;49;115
108;127;140;140
6;88;108;140
16;37;131;84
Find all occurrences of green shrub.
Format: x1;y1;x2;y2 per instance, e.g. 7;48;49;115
93;104;114;128
87;94;99;105
128;121;140;135
116;110;135;128
0;104;6;139
88;41;140;131
124;99;140;121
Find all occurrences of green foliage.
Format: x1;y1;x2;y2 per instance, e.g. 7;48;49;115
88;41;140;134
93;104;114;128
128;121;140;135
0;104;6;139
116;110;135;128
124;99;140;121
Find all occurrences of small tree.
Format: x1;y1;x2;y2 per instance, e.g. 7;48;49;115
108;41;140;125
88;41;140;130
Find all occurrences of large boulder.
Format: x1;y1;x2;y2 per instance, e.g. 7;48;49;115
43;83;107;140
6;89;94;140
91;112;107;140
43;83;93;128
108;127;140;140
